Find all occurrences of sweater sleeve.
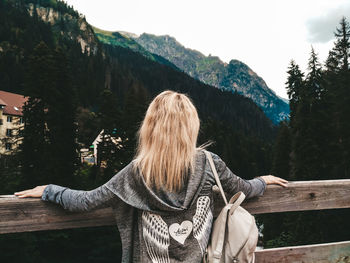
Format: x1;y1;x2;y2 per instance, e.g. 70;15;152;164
210;152;267;199
41;183;117;212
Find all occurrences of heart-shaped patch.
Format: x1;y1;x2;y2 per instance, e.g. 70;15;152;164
169;220;193;245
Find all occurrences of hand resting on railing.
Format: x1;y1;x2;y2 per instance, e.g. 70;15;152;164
13;175;288;205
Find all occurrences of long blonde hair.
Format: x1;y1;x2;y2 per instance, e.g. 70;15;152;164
133;90;201;192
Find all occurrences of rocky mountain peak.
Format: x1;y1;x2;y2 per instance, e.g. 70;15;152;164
133;34;289;123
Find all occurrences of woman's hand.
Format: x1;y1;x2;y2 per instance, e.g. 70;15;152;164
260;175;288;187
14;185;48;198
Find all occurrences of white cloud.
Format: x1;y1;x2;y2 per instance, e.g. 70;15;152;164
306;2;350;43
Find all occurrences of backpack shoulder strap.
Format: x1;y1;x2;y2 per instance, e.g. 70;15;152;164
204;150;228;205
228;191;246;215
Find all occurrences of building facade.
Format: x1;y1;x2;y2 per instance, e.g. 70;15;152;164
0;90;27;155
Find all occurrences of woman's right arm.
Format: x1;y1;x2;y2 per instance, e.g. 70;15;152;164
42;183;117;211
15;162;135;211
15;183;117;212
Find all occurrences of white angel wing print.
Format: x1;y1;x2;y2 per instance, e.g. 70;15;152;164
142;211;170;263
192;196;213;255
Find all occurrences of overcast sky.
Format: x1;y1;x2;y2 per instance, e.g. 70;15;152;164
65;0;350;100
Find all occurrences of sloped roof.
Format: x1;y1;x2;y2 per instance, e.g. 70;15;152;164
0;90;28;116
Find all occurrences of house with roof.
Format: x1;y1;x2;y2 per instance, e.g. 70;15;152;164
92;129;123;165
0;90;28;154
79;129;123;165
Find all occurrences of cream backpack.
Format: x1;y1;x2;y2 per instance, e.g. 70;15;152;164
204;151;259;263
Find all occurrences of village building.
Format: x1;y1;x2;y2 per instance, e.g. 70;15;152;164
0;90;27;155
80;129;122;165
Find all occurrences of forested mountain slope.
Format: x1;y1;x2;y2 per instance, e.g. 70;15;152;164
94;29;289;124
0;0;277;170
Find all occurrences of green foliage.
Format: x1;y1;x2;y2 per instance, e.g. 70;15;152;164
76;107;99;147
21;42;78;187
263;17;350;248
0;154;22;194
92;31;290;123
5;0;80;18
271;121;291;179
94;28;145;53
102;44;276;142
93;28;180;70
135;34;290;124
199;118;273;179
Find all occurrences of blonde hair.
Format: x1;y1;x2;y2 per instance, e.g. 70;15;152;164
133;90;201;192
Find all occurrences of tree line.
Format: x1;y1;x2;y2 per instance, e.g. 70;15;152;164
262;17;350;247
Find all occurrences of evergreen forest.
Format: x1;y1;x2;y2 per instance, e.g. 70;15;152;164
262;17;350;247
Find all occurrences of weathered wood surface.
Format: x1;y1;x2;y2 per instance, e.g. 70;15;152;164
0;196;116;234
1;179;350;234
241;179;350;215
255;241;350;263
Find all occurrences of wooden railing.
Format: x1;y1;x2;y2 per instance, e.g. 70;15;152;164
1;179;350;262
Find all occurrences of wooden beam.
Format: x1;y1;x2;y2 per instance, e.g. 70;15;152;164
242;179;350;214
255;241;350;263
1;179;350;234
0;196;116;234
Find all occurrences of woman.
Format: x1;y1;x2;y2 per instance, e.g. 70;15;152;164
15;90;287;263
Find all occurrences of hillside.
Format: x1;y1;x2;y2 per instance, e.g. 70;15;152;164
0;0;278;178
95;31;289;123
93;26;179;70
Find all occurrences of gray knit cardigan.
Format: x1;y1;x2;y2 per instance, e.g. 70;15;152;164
42;150;266;263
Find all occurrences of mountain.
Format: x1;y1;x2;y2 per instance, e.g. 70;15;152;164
92;27;179;70
94;31;289;124
135;34;290;124
0;0;277;168
27;1;98;55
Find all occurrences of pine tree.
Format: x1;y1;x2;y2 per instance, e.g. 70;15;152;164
264;19;350;249
330;17;350;178
121;81;149;158
21;42;78;187
323;51;342;177
21;42;54;187
334;17;350;71
304;47;328;179
96;89;123;179
46;47;78;185
271;120;291;179
285;60;312;180
306;47;323;101
286;60;305;123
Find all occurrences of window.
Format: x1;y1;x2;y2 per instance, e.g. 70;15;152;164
5;143;12;151
6;129;12;137
7;116;12;122
20;117;24;124
0;119;2;125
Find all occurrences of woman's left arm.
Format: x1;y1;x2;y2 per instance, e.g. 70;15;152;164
14;183;117;212
242;175;288;198
260;175;288;187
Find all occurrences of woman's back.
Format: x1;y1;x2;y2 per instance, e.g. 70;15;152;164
38;149;266;262
109;149;216;263
16;91;287;262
